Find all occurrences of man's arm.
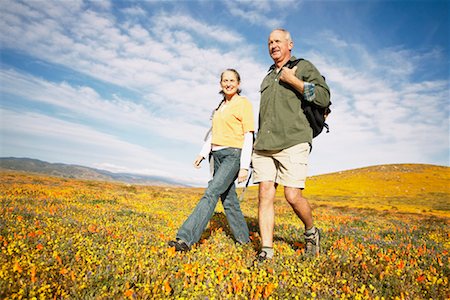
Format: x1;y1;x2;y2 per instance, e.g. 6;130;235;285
279;61;330;108
279;65;304;93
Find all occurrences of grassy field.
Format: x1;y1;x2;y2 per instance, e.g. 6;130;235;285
0;164;449;299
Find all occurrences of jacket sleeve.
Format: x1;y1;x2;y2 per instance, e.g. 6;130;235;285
297;60;331;108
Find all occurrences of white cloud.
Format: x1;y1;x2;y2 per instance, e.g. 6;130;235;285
0;68;208;145
1;109;158;159
150;12;245;44
226;6;280;29
0;108;207;185
223;0;300;28
88;0;112;11
122;6;147;17
0;0;262;117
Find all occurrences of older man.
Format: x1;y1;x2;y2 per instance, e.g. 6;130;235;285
252;29;330;261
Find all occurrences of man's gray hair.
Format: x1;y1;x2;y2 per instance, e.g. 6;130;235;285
272;28;292;41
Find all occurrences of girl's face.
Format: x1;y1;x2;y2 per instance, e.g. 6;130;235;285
220;70;240;97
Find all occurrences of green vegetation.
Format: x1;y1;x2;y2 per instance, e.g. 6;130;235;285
1;164;449;299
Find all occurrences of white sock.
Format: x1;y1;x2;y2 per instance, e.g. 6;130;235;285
261;246;274;258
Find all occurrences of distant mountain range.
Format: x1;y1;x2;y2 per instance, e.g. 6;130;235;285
0;157;185;186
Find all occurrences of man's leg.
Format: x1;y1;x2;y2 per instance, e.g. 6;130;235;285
258;181;277;248
252;149;278;261
284;186;320;256
284;186;313;229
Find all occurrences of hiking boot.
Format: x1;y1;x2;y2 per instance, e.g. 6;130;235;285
168;239;190;252
304;228;320;256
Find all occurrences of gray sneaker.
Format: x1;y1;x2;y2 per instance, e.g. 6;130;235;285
253;250;272;264
256;250;270;262
304;228;320;256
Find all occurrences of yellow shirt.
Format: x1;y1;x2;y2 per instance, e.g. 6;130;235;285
211;96;255;149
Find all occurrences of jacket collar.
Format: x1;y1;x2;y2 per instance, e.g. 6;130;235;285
268;56;299;72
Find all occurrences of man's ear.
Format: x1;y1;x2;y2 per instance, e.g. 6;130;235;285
288;40;294;50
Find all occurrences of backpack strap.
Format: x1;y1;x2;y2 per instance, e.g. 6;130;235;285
284;58;303;69
268;58;304;72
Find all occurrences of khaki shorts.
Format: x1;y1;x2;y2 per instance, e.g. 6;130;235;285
252;142;310;189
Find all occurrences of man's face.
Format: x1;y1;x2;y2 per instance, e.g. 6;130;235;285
268;30;293;63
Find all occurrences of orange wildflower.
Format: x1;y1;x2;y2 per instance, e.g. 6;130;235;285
124;289;134;298
88;224;97;233
342;285;351;293
55;255;62;265
13;261;22;273
49;207;56;215
30;265;36;283
263;283;276;298
163;280;172;294
293;241;303;248
167;246;176;257
60;268;68;275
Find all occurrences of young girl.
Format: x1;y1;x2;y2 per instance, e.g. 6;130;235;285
169;69;255;251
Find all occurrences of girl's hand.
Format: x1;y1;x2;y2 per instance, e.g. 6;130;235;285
193;156;204;169
238;169;249;183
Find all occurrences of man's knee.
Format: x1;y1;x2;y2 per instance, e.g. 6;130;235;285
258;182;276;207
284;187;303;204
260;180;277;191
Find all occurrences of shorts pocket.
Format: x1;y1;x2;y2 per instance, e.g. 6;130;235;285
288;144;310;164
290;153;307;164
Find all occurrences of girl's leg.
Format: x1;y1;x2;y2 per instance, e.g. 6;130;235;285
176;148;241;246
221;181;250;244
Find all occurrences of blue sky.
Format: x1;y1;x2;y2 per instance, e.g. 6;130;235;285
1;0;449;186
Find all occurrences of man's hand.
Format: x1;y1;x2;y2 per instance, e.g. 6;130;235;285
193;155;204;169
238;168;249;183
279;65;297;82
279;65;304;93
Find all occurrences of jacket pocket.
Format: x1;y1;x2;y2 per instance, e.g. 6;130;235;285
260;79;270;94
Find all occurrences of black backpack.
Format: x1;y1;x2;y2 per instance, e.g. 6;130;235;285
303;97;331;138
285;58;331;138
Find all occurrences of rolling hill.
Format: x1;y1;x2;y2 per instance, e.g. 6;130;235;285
237;163;450;217
0;157;184;186
1;157;448;216
304;163;450;216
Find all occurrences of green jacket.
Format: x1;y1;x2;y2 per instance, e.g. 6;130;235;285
254;57;330;151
